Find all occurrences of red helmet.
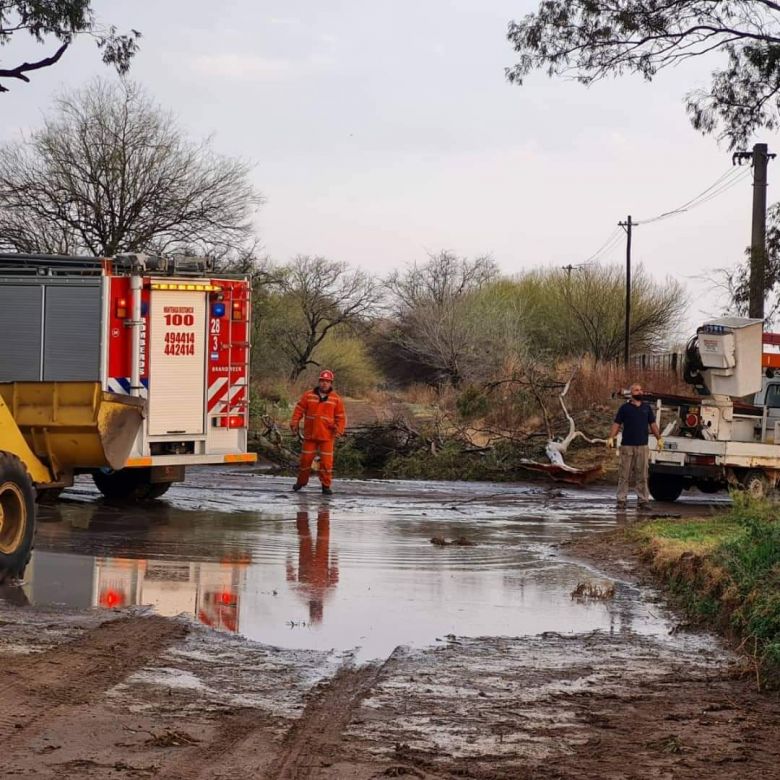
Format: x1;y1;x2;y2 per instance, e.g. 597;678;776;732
319;369;334;382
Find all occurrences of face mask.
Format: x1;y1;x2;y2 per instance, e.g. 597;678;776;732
631;392;643;400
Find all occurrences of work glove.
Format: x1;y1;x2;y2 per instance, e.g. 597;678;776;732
656;437;665;451
606;437;615;449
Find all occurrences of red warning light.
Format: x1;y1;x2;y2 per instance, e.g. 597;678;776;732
99;588;125;609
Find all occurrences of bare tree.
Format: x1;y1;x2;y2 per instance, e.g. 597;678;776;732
386;250;498;309
384;252;499;386
0;79;262;257
266;256;382;380
0;2;139;93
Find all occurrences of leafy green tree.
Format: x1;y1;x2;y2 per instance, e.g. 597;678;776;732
506;1;780;149
512;264;687;361
0;2;139;92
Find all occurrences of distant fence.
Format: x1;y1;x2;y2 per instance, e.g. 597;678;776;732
629;352;684;374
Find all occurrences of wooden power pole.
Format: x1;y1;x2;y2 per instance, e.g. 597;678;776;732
619;215;633;365
734;143;775;319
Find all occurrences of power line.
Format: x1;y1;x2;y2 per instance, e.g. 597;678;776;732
634;166;750;225
581;227;622;265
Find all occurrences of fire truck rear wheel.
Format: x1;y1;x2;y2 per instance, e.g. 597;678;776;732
741;470;769;500
648;473;684;502
0;452;36;585
92;468;171;502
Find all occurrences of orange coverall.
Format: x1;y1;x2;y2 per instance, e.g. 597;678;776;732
290;388;347;488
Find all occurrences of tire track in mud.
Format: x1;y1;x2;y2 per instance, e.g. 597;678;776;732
268;662;387;780
157;655;395;780
0;615;188;750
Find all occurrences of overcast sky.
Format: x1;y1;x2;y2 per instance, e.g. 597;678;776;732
2;0;774;329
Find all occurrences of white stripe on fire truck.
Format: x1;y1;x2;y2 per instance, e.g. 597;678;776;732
207;377;228;401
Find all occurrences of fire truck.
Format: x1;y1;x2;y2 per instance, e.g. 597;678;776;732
0;253;256;501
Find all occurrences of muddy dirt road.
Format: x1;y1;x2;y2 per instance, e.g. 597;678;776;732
1;469;778;778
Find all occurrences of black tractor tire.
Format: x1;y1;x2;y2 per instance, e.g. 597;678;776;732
93;468;172;502
648;472;685;502
740;470;770;500
0;452;36;585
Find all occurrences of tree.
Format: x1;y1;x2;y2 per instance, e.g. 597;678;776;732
513;264;687;360
384;252;501;386
506;1;780;149
0;2;139;92
258;255;382;380
718;205;780;321
0;79;262;257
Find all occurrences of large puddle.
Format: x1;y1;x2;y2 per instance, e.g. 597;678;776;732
10;468;728;659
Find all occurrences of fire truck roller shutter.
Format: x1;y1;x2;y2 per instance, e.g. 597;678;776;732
42;285;101;380
0;284;43;380
0;280;101;381
148;290;207;436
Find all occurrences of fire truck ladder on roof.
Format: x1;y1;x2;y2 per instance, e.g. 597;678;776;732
0;253;217;277
212;283;251;428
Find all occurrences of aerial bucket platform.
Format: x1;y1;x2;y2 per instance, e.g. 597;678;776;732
0;382;145;484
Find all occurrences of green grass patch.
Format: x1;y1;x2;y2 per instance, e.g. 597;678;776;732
637;493;780;688
638;516;745;553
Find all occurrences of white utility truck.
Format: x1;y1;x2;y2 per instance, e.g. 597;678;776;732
648;316;780;501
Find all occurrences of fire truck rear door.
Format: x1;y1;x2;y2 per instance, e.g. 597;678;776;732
148;290;206;435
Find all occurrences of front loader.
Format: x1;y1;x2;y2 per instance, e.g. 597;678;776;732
0;382;143;583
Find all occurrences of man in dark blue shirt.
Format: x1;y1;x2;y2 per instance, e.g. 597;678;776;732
607;383;663;510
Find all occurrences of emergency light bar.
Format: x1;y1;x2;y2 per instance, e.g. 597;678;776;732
149;282;222;292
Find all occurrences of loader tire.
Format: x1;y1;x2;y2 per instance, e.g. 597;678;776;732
93;468;171;502
648;473;684;502
0;452;36;585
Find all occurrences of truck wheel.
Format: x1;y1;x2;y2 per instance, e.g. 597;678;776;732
741;470;769;500
648;473;684;502
0;453;36;585
93;468;170;502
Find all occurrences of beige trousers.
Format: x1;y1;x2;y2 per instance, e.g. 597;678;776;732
617;445;650;502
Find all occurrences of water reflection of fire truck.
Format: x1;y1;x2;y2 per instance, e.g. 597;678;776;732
94;557;248;633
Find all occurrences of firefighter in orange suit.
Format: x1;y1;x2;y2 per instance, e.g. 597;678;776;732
290;369;347;494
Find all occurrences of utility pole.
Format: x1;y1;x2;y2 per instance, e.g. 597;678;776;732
618;215;633;365
734;143;776;319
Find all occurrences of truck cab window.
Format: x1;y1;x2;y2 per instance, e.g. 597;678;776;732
766;384;780;408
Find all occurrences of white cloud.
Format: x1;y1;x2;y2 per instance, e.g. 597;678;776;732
191;53;293;80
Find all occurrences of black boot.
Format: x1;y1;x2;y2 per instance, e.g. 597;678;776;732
292;482;304;492
322;486;333;495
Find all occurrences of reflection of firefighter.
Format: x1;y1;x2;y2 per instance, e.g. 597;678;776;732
290;369;347;495
286;508;339;624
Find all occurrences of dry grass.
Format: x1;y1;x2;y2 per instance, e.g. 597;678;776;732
566;357;688;410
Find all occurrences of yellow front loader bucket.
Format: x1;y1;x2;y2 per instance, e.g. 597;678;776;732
0;382;145;485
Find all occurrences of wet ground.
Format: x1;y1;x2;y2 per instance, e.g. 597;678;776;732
1;469;778;779
23;468;726;657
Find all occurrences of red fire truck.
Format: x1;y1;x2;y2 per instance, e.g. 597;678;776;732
0;253;256;500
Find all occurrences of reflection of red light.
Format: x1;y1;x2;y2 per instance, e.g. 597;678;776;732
99;588;125;609
218;590;235;606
